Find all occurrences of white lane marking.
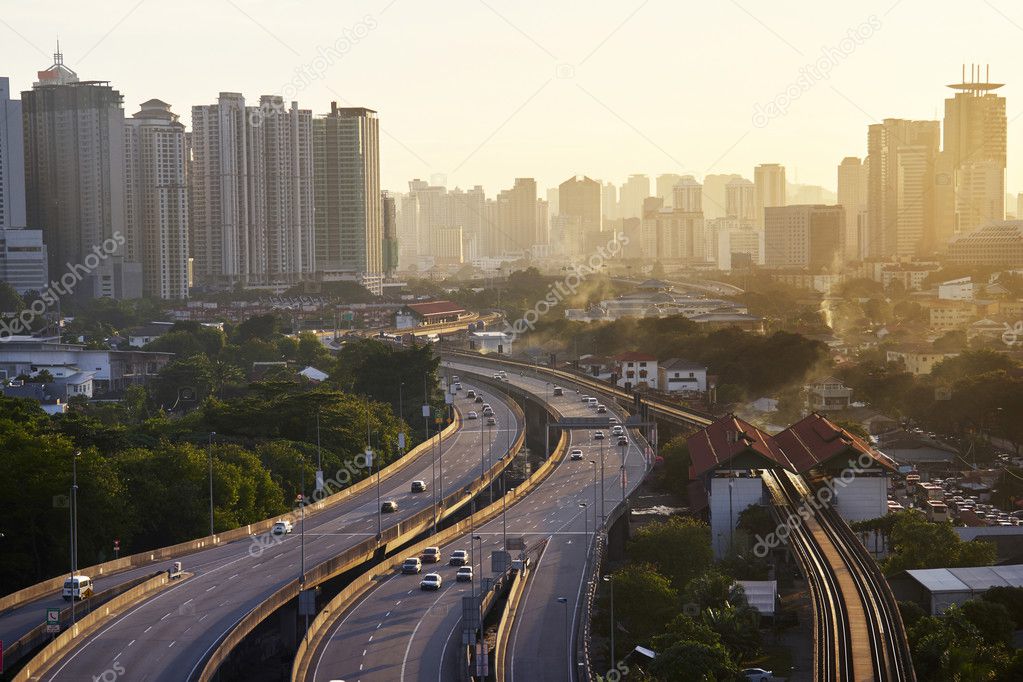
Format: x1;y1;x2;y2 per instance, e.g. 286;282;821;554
509;537;553;682
206;585;216;592
400;584;454;682
143;626;151;633
168;640;176;648
127;640;135;647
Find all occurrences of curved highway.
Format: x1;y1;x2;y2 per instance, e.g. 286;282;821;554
35;381;520;681
304;362;650;682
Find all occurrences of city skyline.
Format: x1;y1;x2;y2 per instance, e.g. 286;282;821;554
3;1;1023;196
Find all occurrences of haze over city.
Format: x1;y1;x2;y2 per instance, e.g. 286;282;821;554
4;0;1023;193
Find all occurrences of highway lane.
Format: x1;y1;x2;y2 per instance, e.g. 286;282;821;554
38;382;520;681
306;364;650;682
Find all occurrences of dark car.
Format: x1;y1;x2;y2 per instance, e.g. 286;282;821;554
381;500;398;513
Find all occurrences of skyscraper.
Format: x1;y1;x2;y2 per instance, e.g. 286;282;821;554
619;174;650;219
655;173;683;207
0;77;26;230
381;191;398;275
943;65;1007;237
866;119;940;257
725;178;755;221
753;164;786;229
313;103;382;277
601;181;618;224
22;47;139;298
701;174;741;220
124;99;189;299
495;178;538;254
836;157;867;260
558;176;601;233
764;205;844;271
190;93;249;285
672;176;703;213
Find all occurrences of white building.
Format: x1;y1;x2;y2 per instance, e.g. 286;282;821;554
0;339;172;394
613;352;658;390
0;76;26;230
124;100;189;299
0;229;47;294
754;163;786;229
659;358;708;394
468;331;513;354
938;276;974;300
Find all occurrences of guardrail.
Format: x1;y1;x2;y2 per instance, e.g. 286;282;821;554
13;571;184;681
0;409;464;617
1;571;163;674
290;393;570;681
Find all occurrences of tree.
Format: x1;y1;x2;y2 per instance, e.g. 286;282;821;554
628;516;713;590
648;640;738;682
603;563;679;649
0;281;25;313
883;510;997;573
982;586;1023;629
656;436;691;498
960;599;1014;646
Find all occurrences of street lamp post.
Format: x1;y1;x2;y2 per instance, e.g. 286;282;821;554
589;461;598;534
70;450;81;625
579;502;588;556
599;438;606;527
557;596;570;678
487;421;495;504
503;487;515;552
371;446;381;538
472;534;484;638
619;441;628;503
208;433;216;537
603;575;615;667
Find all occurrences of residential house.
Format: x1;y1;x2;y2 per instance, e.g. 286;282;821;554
659;358;708;394
886;347;958;375
805;376;853;411
613;352;658;390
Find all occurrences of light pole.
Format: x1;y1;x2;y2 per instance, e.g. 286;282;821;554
503;487;515;552
619;440;628;503
472;534;484;637
544;382;551;455
589;461;598;535
371;446;381;538
599;437;606;527
579;502;588;556
557;596;570;678
487;421;495;503
603;575;615;667
70;450;81;625
298;493;306;584
208;432;216;537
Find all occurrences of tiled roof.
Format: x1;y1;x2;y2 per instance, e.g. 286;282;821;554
774;413;897;473
405;300;466;316
613;351;657;362
687;415;795;478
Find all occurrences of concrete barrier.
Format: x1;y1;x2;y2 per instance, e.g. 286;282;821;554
13;571;185;682
0;411;463;616
493;558;528;682
290;420;570;681
200;391;533;682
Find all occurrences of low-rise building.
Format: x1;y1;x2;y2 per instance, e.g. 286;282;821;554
938;277;974;301
658;358;708;394
805;376;853;411
0;339;172;394
468;331;513;354
395;300;467;329
127;322;175;348
613;352;658;390
889;564;1023;615
886;347;958;375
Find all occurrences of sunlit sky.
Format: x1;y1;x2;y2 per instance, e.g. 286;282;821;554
4;0;1023;198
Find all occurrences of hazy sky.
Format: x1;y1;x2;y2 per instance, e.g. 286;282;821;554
4;0;1022;197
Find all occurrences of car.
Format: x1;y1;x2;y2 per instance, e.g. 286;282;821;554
608;416;619;425
452;375;460;383
742;669;773;682
617;436;628;447
596;404;607;413
62;575;93;601
271;520;293;535
449;549;469;566
467;389;476;399
411;480;427;493
570;449;584;461
553;386;564;396
493;373;502;379
420;573;443;590
402;557;423;574
422;546;441;563
497;371;507;379
593;431;605;440
453;382;462;391
486;416;497;426
475;395;484;403
482;407;494;417
381;500;398;513
587;397;598;408
611;425;624;436
456;566;473;582
581;395;590;403
468;411;479;420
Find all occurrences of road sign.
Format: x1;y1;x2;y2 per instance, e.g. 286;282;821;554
46;607;60;633
492;550;510;574
505;537;526;551
298;588;317;616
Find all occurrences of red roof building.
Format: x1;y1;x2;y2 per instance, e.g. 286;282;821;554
687;415;795;479
395;300;467;328
774;413;897;474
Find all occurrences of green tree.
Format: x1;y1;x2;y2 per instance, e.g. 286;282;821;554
628;516;713;590
883;510;997;573
648;640;738;682
603;563;679;649
960;599;1015;646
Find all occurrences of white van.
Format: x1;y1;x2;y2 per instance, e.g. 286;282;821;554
587;397;598;409
62;575;93;601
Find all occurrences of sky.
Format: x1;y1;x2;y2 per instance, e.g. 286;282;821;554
4;0;1023;198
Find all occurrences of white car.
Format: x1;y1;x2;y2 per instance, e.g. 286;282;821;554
742;668;773;682
570;449;584;461
62;575;93;601
420;573;443;590
456;566;473;582
402;557;423;574
593;431;605;440
468;411;479;420
611;425;624;436
449;550;469;566
271;520;293;535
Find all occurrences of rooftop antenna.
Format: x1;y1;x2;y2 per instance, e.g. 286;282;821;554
54;37;63;65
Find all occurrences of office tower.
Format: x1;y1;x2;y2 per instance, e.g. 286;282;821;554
753;164;786;228
124;100;189;299
0;229;47;293
639;197;706;263
837;157;867;260
866;119;940;257
707;219;763;270
672;176;702;213
656;173;683;207
944;65;1007;237
397;191;419;269
0;77;26;229
702;174;741;220
495;178;538;254
313;103;382;276
247;96;315;283
558;176;601;233
190;93;249;285
381;191;398;275
601;181;618;224
764;205;844;270
22;47;139;298
619;174;650;219
435;227;464;264
405;180;486;261
449;185;486;260
546;186;559;217
725;178;755;221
